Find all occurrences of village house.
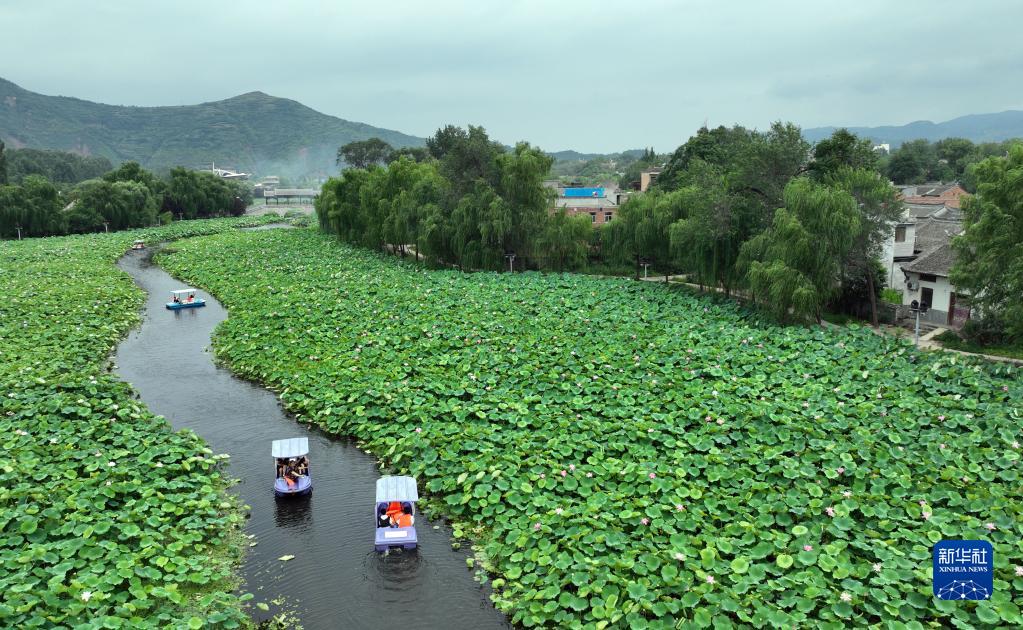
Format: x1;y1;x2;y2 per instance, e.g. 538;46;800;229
878;183;970;326
552;186;618;226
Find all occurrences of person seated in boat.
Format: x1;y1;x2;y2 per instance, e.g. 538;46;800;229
378;503;390;527
394;505;414;528
386;501;403;527
276;458;288;478
187;294;195;303
172;296;181;304
284;469;298;489
296;457;308;476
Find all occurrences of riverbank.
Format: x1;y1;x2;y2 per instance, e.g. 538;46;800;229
0;216;281;628
117;241;507;629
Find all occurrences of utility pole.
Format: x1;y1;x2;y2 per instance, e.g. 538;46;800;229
103;221;109;233
643;263;650;279
15;225;22;241
910;299;929;347
504;252;516;273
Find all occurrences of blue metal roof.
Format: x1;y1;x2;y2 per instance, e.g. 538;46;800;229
563;187;605;198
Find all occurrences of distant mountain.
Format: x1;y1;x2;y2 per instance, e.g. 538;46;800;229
0;78;424;177
803;110;1023;146
548;148;646;162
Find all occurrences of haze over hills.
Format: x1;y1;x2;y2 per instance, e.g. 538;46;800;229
803;110;1023;146
0;77;423;178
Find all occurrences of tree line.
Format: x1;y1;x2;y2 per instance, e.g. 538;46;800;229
883;137;1020;189
318;125;593;271
606;126;900;324
0;144;250;239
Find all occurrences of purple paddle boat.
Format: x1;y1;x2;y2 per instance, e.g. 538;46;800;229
273;437;312;497
374;476;419;552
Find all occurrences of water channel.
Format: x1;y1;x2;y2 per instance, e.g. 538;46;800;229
114;243;508;629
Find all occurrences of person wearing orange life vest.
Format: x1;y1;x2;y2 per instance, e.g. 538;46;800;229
385;501;402;526
394;506;414;528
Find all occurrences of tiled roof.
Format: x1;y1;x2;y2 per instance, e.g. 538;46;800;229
914;218;963;253
902;243;956;276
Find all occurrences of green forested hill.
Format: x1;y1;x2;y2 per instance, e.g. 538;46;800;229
0;78;423;177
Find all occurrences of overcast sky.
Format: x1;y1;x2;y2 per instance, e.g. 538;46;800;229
2;0;1021;153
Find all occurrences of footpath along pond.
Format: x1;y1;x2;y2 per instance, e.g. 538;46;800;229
113;247;508;629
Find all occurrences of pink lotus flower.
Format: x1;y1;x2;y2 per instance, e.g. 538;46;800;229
1004;386;1010;392
840;592;851;603
825;506;835;517
414;427;422;433
81;591;93;602
647;428;654;433
842;491;852;498
554;508;563;515
585;472;593;478
939;444;946;449
873;562;882;573
705;416;712;422
716;418;724;425
919;500;927;506
640;517;649;525
539;473;545;479
803;545;813;551
648;472;656;479
836;467;845;474
561;470;568;477
705;575;715;584
1015;565;1023;577
674;552;685;561
938;415;946;421
922;511;931;520
986;522;996;531
533;522;542;531
569;464;576;471
675;504;685;512
1013;441;1020;449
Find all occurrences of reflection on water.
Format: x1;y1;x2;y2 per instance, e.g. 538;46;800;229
113;247;508;630
274;496;314;530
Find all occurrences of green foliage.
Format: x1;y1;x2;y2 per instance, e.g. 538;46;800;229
880;288;902;304
740;178;861;322
5;147;112;185
318;127;561;271
161;228;1023;628
67;179;158;233
0;216;279;628
161;168;249;220
885;137;1023;188
0;140;6;185
809;129;878;178
0;175;66;238
951;144;1023;339
336;138;393;169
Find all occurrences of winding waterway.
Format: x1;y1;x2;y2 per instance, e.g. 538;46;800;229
113;243;508;629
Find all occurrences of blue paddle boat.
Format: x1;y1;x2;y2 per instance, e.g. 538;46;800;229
374;476;419;551
166;289;206;310
273;437;312;497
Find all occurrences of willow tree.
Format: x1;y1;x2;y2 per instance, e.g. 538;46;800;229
739;178;860;323
825;167;902;326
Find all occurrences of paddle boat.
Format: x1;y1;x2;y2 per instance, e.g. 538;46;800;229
165;289;206;310
131;240;145;250
374;476;419;551
273;437;312;497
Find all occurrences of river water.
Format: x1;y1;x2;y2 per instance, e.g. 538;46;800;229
114;246;508;629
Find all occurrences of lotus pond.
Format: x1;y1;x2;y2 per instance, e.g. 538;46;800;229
0;216;281;629
155;228;1023;628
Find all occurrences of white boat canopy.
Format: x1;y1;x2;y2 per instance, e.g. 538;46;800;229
272;437;309;458
376;476;419;503
171;289;199;297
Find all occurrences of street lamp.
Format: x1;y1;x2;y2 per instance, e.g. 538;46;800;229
102;221;109;233
910;299;929;347
15;225;22;241
504;251;516;273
